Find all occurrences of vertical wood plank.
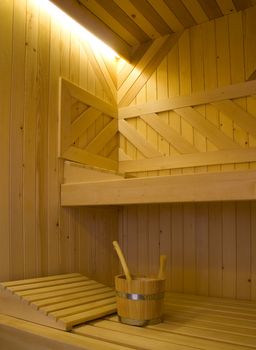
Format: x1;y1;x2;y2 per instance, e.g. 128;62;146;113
167;42;180;97
37;0;50;277
23;0;39;278
236;201;251;299
195;203;209;295
215;16;231;88
222;202;237;298
178;30;191;95
183;203;196;293
159;204;171;290
148;204;160;276
126;206;138;275
171;203;183;292
203;20;217;91
251;201;256;300
9;0;26;280
208;202;223;297
244;6;256;79
229;11;245;84
47;13;61;275
137;205;149;276
0;0;13;281
190;24;204;93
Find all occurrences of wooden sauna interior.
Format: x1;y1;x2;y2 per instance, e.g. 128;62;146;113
1;0;256;349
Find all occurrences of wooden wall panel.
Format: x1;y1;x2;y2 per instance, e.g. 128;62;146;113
118;201;256;300
0;0;118;283
119;6;256;177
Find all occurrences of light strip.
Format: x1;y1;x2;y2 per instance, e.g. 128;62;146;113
38;0;120;59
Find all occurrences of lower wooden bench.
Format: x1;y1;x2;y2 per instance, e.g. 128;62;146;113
1;292;255;350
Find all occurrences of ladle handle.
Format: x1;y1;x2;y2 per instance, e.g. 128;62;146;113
158;255;167;279
113;241;132;282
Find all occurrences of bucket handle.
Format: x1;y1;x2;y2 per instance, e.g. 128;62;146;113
113;241;132;282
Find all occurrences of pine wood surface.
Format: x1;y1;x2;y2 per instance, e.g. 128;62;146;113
61;169;256;206
1;292;255;349
0;273;116;331
0;0;119;283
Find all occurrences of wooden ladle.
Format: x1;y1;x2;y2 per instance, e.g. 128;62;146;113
158;255;167;279
113;241;132;282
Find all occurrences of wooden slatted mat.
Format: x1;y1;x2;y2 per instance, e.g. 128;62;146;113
0;273;116;331
73;292;256;350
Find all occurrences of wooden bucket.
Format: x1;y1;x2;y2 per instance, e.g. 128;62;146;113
115;274;165;326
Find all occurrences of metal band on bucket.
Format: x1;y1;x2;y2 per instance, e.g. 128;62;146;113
118;316;163;326
116;291;165;301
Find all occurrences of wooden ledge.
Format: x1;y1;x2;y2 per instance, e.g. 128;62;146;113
61;170;256;206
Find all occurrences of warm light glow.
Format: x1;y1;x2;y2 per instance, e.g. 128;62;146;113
37;0;120;59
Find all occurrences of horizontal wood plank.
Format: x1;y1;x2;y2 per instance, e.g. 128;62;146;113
118;80;256;118
118;147;256;173
61;170;256;206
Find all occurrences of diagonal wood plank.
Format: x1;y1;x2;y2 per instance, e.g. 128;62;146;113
119;80;256;119
85;119;118;154
79;42;117;105
79;0;139;47
140;113;198;154
174;106;240;149
70;107;102;145
118;119;161;158
113;0;161;39
247;69;256;81
147;0;184;32
118;32;182;107
211;99;256;139
63;78;117;118
118;35;167;95
63;146;118;171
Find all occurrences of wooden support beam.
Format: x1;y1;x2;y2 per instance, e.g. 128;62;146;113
211;100;256;139
61;170;256;206
118;119;161;158
140;113;198;154
174;107;239;150
70;107;101;145
64;161;124;184
118;35;167;93
85;119;118;154
63;146;118;172
118;80;256;119
248;70;256;81
118;32;182;107
119;147;256;173
62;79;117;118
50;0;131;60
80;41;117;105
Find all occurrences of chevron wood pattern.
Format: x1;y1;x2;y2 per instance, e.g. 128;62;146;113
117;32;182;107
59;78;118;171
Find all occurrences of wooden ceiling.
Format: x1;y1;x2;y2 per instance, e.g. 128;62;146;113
52;0;256;60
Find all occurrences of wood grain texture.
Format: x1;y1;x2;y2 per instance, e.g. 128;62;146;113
0;0;119;283
118;202;256;300
61;170;256;206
